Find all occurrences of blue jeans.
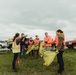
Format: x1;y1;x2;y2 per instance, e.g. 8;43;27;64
20;45;25;58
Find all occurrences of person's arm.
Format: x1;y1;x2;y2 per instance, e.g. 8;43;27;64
12;41;15;49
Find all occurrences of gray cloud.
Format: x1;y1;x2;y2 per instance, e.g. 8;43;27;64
0;0;76;40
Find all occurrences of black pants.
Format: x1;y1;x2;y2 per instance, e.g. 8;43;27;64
29;50;34;56
57;51;64;71
12;53;18;70
33;50;39;58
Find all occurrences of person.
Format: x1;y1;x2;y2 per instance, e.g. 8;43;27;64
20;33;27;58
28;37;34;57
12;33;20;72
55;29;65;74
33;35;40;58
44;32;53;51
24;35;29;55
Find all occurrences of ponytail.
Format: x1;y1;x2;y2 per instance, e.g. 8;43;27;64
13;33;19;42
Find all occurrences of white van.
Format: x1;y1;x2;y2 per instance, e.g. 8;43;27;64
0;41;7;49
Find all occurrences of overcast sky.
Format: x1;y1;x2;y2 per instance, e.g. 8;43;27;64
0;0;76;40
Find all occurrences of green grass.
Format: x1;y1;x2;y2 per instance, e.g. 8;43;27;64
0;49;76;75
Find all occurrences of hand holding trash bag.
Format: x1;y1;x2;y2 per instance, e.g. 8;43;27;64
45;41;48;43
55;49;59;53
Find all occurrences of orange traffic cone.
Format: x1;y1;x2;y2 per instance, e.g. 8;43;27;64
17;58;20;65
24;47;26;50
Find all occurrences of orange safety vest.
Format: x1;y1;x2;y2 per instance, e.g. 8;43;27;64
54;36;65;47
34;38;40;46
44;35;52;47
28;40;33;46
12;39;20;53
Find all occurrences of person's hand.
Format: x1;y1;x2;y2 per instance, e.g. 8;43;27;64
53;48;56;51
43;45;44;47
35;44;38;47
56;50;59;53
45;41;47;43
24;47;26;50
25;35;28;37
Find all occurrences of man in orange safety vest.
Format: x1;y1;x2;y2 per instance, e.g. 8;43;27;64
44;32;53;51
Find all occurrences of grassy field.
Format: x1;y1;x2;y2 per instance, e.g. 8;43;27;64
0;49;76;75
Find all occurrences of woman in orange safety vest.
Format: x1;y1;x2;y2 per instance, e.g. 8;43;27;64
54;32;65;47
12;33;20;72
55;29;65;74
